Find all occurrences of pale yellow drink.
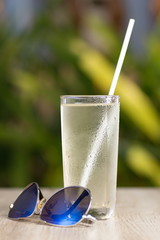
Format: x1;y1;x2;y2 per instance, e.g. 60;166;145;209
61;96;120;219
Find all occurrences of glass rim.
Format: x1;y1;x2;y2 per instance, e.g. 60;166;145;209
61;95;119;98
61;95;120;104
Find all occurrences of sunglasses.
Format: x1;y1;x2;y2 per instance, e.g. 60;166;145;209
8;182;95;226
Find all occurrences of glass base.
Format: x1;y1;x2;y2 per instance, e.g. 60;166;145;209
88;207;114;220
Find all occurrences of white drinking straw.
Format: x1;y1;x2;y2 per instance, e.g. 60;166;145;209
109;19;135;95
80;19;135;187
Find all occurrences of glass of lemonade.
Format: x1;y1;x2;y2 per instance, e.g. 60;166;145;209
60;95;120;219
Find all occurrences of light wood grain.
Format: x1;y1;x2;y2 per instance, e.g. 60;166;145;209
0;188;160;240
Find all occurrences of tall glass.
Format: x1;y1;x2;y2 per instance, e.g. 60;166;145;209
60;95;120;219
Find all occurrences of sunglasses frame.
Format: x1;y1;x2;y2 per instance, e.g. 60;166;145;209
8;182;95;227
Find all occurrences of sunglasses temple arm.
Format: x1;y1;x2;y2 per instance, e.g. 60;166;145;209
39;188;45;201
82;214;96;223
35;187;46;214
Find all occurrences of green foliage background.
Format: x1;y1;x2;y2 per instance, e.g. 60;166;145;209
0;1;159;187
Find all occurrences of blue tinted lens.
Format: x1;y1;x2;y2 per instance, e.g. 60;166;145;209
40;186;91;226
8;182;38;219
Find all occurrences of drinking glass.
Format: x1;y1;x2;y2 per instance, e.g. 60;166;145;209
61;95;120;219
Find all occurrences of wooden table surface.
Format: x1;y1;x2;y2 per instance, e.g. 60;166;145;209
0;188;160;240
